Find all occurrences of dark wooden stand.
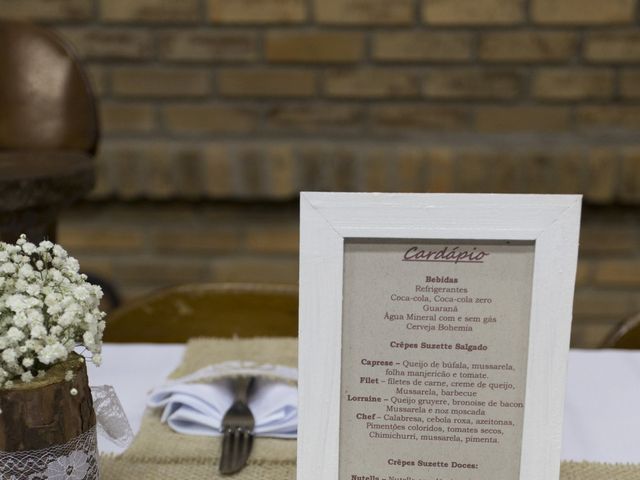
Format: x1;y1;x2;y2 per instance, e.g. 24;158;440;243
0;353;96;452
0;152;95;244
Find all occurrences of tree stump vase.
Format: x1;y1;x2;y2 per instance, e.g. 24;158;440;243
0;353;99;479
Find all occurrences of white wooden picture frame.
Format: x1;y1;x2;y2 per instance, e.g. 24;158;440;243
298;192;581;480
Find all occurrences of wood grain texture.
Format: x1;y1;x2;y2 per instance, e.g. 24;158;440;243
0;353;96;452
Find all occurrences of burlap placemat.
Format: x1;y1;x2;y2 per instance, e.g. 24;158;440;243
100;338;639;479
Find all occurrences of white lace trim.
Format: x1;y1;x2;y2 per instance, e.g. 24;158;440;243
163;361;298;386
0;426;99;480
92;385;133;448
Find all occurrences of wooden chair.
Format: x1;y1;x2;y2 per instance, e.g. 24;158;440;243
0;20;98;243
104;283;299;343
601;312;640;349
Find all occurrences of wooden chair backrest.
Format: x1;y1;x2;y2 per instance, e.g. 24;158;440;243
0;21;98;153
602;312;640;349
104;283;299;343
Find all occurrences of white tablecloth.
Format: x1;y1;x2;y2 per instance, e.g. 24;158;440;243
89;344;640;463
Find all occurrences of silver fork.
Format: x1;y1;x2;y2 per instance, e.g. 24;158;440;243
219;377;256;475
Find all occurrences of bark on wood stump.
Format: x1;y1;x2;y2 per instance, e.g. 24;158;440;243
0;353;96;452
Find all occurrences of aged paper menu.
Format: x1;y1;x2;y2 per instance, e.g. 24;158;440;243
340;239;535;480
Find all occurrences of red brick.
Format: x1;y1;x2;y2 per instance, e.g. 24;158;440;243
99;142;177;199
100;103;156;134
218;69;316;97
266;31;364;63
265;145;297;198
425;150;455;192
297;145;359;191
89;155;111;199
577;106;640;131
112;68;211;98
585;150;619;204
265;104;365;132
115;260;209;283
209;0;307;23
620;152;640;202
520;155;553;193
202;146;234;197
244;226;299;254
57;28;153;60
581;224;637;254
395;149;427;193
425;69;522;99
101;0;200;22
479;32;577;62
158;30;258;62
621;71;640;99
570;322;618;348
455;152;491;193
212;258;298;284
373;32;472;62
234;145;297;198
151;230;242;253
532;69;614;101
594;260;640;287
162;105;261;134
532;0;635;25
475;106;571;132
58;227;145;252
575;260;592;287
0;0;91;21
370;105;470;132
585;32;640;62
316;0;414;25
325;69;420;98
423;0;524;25
170;147;207;199
549;155;584;194
574;291;637;317
361;150;394;192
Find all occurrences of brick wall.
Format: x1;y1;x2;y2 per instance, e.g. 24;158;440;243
2;0;639;347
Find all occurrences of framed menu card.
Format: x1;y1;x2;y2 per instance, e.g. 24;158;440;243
298;193;581;480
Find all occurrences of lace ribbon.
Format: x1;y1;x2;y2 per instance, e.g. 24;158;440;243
162;360;298;386
0;426;99;480
0;385;132;479
91;385;134;449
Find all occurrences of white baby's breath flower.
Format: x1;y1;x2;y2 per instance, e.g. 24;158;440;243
20;371;33;383
38;343;68;365
2;348;17;364
52;245;67;258
82;331;95;349
6;327;25;343
39;240;54;250
30;324;47;339
1;262;16;274
0;235;106;387
21;242;36;255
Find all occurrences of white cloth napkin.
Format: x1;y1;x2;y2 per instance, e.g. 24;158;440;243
148;376;297;438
